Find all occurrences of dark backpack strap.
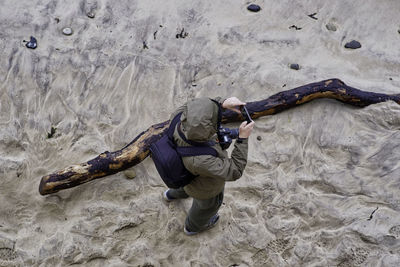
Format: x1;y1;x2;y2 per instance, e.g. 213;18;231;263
167;113;183;139
177;146;217;157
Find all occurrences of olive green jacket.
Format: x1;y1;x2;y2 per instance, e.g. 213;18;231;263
170;97;248;199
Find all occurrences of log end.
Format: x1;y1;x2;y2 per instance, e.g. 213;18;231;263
39;175;57;195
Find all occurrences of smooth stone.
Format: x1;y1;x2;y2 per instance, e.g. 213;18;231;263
290;63;300;70
25;36;37;49
124;169;136;179
257;136;262;141
62;27;73;36
345;40;361;49
87;12;95;18
326;22;337;31
247;4;261;12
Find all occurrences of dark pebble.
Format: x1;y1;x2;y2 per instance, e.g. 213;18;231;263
308;13;318;20
25;36;37;49
257;136;262;141
344;40;361;49
290;63;300;70
87;12;95;18
247;4;261;12
47;126;57;138
289;25;302;30
176;28;188;39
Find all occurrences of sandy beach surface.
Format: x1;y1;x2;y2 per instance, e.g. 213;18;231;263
1;0;400;266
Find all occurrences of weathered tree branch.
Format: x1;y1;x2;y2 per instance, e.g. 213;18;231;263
39;78;399;195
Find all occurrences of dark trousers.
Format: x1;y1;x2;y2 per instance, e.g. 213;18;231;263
168;187;224;232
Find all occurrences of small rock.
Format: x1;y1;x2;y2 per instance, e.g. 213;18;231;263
257;136;262;141
124;169;136;179
345;40;361;49
290;63;300;70
87;12;95;18
247;4;261;12
326;22;337;31
25;36;37;49
62;27;73;36
398;28;400;34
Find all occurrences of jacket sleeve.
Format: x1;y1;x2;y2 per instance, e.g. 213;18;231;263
184;139;248;182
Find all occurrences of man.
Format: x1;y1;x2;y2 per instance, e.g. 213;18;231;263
163;97;255;235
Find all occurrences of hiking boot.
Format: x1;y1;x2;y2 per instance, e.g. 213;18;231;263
162;189;176;202
184;214;220;236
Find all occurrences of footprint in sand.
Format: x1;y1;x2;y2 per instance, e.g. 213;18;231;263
337;247;369;267
0;247;19;262
266;238;290;253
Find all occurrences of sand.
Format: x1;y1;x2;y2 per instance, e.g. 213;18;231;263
1;0;400;266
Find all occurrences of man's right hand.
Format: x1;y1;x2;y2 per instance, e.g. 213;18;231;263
239;121;255;139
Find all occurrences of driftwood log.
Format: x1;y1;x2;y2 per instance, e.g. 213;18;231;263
39;78;400;195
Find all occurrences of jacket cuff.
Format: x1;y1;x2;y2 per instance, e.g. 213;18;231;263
236;138;248;144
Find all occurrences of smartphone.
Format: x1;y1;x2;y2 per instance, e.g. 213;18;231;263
240;106;253;123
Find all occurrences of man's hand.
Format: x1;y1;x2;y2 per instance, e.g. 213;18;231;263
222;97;246;114
239;121;255;139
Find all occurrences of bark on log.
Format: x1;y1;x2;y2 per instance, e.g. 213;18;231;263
39;78;400;195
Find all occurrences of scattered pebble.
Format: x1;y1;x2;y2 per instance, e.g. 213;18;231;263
55;18;60;23
47;126;57;138
398;28;400;34
25;36;37;49
143;41;149;49
289;25;302;30
62;27;73;36
344;40;361;49
326;22;337;31
124;169;136;179
308;13;318;20
176;28;188;39
290;63;300;70
87;12;95;18
247;4;261;12
257;136;262;141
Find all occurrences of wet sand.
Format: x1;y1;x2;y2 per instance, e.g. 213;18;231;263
1;0;400;266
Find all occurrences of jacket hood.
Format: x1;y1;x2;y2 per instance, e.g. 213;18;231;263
181;97;219;142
